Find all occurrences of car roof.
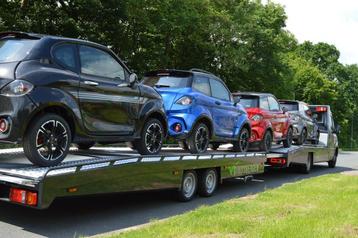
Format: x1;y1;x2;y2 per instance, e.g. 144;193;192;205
144;69;225;83
279;99;306;104
233;92;274;97
0;31;107;49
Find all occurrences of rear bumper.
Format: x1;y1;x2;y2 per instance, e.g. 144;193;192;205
249;125;265;143
0;95;37;143
166;111;197;139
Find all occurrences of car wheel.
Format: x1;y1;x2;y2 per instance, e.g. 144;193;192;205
233;127;250;152
76;142;95;150
134;118;163;155
328;151;337;168
178;140;189;150
23;113;72;167
178;170;198;202
260;130;272;152
188;123;209;154
198;169;218;197
283;127;293;148
297;128;307;145
209;143;220;151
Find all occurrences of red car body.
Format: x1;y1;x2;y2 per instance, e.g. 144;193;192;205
233;92;293;150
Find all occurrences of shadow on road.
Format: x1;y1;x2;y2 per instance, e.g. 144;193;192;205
0;162;353;238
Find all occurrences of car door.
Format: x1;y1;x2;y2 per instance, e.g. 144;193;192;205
209;78;239;138
78;44;140;135
268;96;285;139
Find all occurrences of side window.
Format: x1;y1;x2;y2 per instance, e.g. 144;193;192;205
260;96;270;110
268;96;280;111
209;78;230;101
79;45;125;80
192;76;211;96
53;44;76;70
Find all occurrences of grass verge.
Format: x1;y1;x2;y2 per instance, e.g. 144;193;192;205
105;173;358;238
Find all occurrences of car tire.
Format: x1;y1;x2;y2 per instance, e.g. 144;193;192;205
209;143;220;151
259;130;272;152
283;127;293;148
187;123;210;154
178;170;198;202
134;118;163;155
328;151;337;168
178;140;189;150
198;169;218;197
296;128;307;145
23;113;72;167
76;142;95;150
233;127;250;152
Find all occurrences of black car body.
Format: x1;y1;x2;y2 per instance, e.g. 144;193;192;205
0;32;167;166
279;100;319;144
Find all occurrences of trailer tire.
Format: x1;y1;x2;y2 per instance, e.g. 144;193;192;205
178;170;198;202
187;123;209;154
198;169;218;197
283;127;293;148
134;118;164;155
23;113;71;167
299;153;313;174
328;151;337;168
76;142;95;150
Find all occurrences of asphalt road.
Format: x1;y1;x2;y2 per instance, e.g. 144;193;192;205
0;149;357;238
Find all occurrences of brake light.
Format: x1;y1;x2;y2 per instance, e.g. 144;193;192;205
9;188;38;206
269;158;287;165
0;118;9;133
316;106;327;112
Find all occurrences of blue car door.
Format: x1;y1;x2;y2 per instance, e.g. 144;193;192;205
209;78;239;138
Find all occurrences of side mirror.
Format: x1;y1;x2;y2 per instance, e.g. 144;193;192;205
282;107;288;113
233;97;240;106
129;73;138;86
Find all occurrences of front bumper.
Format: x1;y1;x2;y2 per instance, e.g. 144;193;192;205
0;95;37;143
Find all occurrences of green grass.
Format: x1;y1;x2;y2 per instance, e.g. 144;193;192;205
106;174;358;238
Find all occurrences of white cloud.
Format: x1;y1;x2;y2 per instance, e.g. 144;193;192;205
272;0;358;65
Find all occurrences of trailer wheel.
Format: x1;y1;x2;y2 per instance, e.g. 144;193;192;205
328;151;337;168
299;153;313;174
178;170;198;202
198;169;218;197
178;140;189;150
134;118;163;155
76;142;95;150
187;123;209;154
23;113;71;167
283;127;293;148
260;130;272;152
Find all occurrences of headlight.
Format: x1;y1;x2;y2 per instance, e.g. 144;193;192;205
0;80;34;97
251;114;263;121
176;96;193;105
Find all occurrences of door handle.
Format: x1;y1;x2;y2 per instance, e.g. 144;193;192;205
215;101;221;105
84;80;99;86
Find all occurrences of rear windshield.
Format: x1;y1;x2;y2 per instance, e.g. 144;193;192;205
280;102;299;111
142;76;191;88
238;96;259;108
0;38;37;63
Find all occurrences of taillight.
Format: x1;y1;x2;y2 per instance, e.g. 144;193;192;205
176;96;193;105
269;158;287;165
9;188;38;206
315;106;327;112
173;123;182;132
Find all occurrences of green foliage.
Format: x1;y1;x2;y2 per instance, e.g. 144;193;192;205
0;0;357;148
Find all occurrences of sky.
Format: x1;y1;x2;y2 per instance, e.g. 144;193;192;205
272;0;358;65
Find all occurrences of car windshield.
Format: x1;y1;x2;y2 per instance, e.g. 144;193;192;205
0;38;38;63
142;76;190;88
280;102;298;111
238;96;259;108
